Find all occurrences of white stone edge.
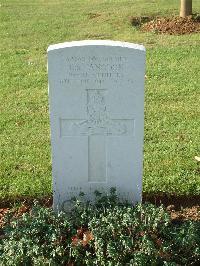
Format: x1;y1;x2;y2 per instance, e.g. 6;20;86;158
47;40;145;52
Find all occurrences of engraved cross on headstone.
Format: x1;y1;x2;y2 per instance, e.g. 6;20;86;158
60;89;135;182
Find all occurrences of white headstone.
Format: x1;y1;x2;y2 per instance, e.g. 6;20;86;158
47;40;145;210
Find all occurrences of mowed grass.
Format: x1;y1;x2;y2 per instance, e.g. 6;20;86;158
0;0;200;200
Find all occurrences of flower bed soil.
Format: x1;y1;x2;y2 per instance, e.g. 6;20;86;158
0;194;199;231
0;194;199;265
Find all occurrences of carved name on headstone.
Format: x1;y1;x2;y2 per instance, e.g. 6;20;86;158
47;40;145;210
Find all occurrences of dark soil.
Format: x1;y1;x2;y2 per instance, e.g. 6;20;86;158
0;194;199;230
131;15;200;35
143;193;200;222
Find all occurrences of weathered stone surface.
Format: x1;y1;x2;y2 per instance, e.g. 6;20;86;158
47;40;145;210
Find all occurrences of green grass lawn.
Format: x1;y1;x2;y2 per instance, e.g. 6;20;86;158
0;0;200;200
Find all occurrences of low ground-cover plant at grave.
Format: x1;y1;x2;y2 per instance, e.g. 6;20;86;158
0;189;199;266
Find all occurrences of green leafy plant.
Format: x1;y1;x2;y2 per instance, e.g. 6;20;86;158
0;189;200;265
0;202;73;265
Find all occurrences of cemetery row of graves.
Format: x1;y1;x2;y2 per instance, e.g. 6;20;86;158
0;0;199;264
